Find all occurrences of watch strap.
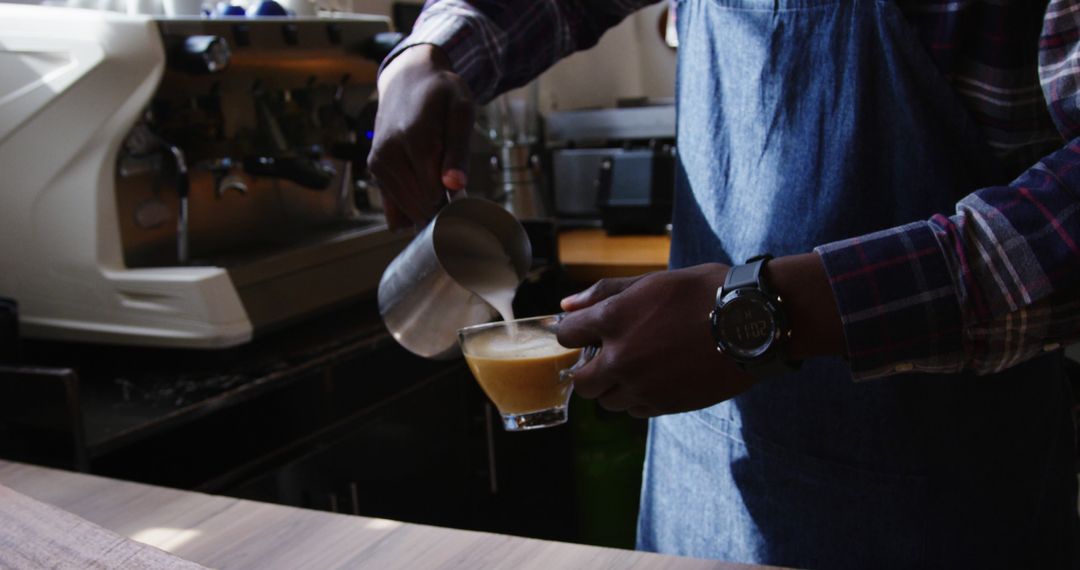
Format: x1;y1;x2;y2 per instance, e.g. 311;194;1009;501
717;254;800;379
723;254;773;293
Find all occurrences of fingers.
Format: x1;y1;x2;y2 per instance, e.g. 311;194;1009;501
369;49;475;228
442;170;467;191
380;189;410;230
556;303;607;349
564;346;611;399
440;74;474;192
559;306;661;419
597;385;633;412
560;275;647;312
369;143;432;223
581;370;658;418
576;370;660;418
404;141;445;218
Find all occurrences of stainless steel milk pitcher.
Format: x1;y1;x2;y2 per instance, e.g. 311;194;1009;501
378;196;532;360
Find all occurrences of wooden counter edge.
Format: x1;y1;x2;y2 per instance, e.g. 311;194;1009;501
0;460;790;570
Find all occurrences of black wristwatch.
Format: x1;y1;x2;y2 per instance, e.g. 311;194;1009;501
709;255;800;378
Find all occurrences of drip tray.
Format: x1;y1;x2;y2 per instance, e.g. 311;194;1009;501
222;223;410;333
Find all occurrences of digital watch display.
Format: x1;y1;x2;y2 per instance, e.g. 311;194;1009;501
714;293;777;358
709;255;798;378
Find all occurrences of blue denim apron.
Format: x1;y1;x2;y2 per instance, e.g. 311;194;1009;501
637;1;1079;568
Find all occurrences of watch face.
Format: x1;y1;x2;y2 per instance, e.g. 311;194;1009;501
716;294;776;358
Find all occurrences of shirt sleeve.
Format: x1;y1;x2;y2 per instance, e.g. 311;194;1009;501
381;0;660;104
814;1;1080;381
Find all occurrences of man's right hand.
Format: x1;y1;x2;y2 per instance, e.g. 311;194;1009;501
368;44;476;229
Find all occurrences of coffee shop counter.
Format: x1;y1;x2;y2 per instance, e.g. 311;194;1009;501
558;228;671;283
0;459;787;570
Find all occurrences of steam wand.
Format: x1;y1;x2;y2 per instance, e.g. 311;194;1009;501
165;144;190;265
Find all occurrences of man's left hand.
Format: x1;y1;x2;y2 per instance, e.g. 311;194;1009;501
556;264;758;418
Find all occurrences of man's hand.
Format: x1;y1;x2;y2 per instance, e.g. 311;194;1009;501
369;45;475;229
556;264;758;418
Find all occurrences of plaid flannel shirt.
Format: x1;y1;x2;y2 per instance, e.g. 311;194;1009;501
390;0;1080;380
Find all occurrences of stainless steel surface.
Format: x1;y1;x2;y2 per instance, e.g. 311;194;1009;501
228;219;408;332
545;105;675;144
378;197;531;360
493;144;547;219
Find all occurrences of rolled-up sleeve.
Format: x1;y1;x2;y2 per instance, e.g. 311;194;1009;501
815;1;1080;381
381;0;660;103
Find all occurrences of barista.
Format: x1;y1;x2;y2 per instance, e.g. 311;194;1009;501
368;2;1080;568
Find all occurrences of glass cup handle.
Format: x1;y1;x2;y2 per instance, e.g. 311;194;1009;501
560;345;599;384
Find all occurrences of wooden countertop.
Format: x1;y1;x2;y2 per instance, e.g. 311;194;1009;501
558;228;671;283
0;460;785;570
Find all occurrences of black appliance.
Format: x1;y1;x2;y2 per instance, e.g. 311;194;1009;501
596;145;675;235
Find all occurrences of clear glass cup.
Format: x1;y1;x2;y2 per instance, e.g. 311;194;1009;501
458;314;595;431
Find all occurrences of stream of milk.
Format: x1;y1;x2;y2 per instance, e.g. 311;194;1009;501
437;217;521;332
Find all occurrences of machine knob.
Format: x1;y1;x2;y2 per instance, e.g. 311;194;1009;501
167;35;232;74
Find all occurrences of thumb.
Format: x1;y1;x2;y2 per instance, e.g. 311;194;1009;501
560;274;649;312
440;78;475;192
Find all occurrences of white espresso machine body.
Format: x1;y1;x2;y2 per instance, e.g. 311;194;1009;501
0;5;403;348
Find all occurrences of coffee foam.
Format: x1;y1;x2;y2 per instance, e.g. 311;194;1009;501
469;329;576;359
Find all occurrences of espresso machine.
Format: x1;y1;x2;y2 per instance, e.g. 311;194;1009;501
0;5;407;348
